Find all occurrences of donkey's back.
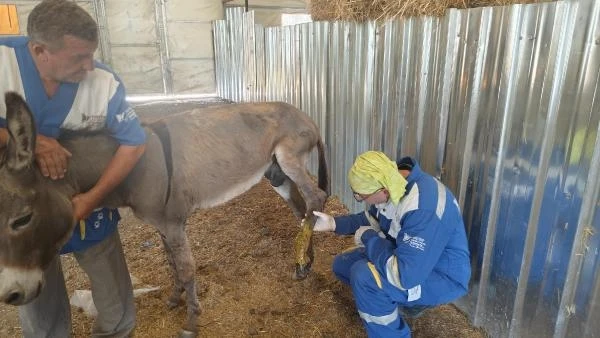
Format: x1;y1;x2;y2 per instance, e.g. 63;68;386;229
123;102;326;224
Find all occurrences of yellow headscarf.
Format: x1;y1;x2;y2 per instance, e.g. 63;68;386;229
348;151;407;205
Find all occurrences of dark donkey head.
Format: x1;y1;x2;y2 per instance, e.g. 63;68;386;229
0;92;75;305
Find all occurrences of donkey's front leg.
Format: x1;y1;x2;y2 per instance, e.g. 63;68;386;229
160;234;185;309
162;228;201;337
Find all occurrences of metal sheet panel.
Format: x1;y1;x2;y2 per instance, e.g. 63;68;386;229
170;59;215;94
165;0;222;22
110;45;163;94
104;0;156;45
167;22;214;59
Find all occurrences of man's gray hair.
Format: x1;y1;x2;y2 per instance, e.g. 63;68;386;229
27;0;98;49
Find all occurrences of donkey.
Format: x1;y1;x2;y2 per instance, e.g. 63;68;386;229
0;92;329;337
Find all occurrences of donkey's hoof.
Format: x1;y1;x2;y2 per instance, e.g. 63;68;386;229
178;329;198;338
293;263;311;280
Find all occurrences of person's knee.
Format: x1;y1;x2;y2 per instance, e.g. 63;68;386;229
350;260;380;290
332;254;357;284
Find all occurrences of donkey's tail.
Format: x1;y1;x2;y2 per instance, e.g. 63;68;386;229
316;139;330;196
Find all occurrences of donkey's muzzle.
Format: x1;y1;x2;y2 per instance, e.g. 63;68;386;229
2;282;41;305
0;267;44;305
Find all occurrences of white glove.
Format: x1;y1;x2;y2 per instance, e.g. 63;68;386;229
312;211;336;232
354;225;382;246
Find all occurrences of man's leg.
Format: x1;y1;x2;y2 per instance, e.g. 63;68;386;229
74;230;135;338
18;255;71;338
350;259;411;338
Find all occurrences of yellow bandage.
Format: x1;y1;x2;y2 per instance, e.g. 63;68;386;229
348;151;407;205
367;262;383;289
79;220;86;240
342;245;362;254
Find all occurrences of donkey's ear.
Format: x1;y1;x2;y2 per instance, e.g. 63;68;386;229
4;92;36;171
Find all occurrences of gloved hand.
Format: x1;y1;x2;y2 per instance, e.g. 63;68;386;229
354;225;381;246
312;211;336;232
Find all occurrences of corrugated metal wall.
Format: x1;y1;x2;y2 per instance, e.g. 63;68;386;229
213;1;600;337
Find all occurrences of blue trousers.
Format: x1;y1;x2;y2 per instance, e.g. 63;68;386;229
333;247;414;338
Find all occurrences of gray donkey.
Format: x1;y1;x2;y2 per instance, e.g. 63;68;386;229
0;92;329;337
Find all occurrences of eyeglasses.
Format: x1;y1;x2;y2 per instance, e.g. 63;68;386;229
353;188;384;202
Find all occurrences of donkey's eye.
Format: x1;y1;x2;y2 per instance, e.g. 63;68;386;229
11;213;32;231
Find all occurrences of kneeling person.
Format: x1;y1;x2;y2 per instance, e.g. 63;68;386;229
313;151;471;337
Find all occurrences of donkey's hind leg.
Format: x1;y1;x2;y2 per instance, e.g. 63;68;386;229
273;146;328;279
264;161;306;219
273;148;327;213
161;226;201;337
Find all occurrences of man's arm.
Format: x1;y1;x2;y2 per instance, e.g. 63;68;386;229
334;212;370;235
71;143;145;221
70;75;147;220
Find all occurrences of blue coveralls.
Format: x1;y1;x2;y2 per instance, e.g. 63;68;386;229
333;157;471;337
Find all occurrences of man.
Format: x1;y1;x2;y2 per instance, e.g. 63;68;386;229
312;151;471;337
0;0;146;336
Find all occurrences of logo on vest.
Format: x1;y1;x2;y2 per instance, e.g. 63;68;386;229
115;107;138;123
81;113;105;129
402;233;426;251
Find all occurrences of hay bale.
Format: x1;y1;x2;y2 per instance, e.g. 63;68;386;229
308;0;552;21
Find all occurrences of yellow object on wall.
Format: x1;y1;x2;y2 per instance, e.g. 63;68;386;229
0;5;19;35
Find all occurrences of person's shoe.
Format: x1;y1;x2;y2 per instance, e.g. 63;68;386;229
398;305;431;318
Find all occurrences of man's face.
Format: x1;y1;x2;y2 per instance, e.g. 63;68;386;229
41;35;98;83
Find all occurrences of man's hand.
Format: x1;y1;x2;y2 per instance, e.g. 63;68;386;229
71;192;100;221
35;135;72;179
312;211;336;232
